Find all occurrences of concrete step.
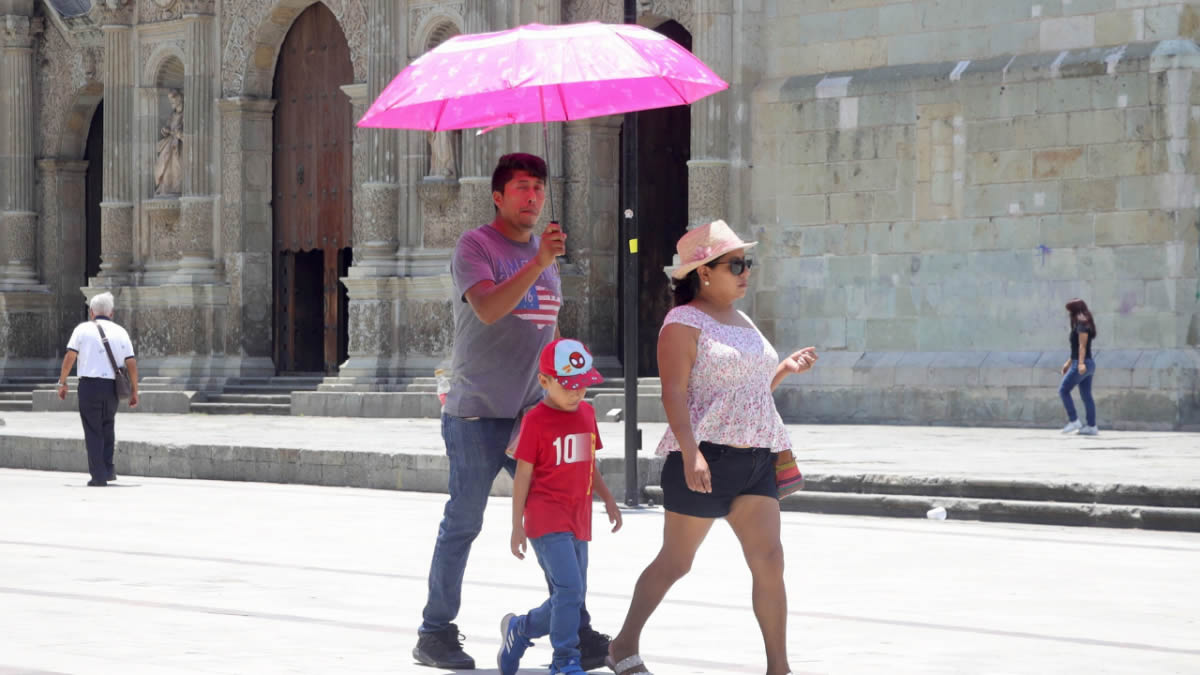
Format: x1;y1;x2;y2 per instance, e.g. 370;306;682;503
801;474;1200;508
205;394;292;405
222;384;320;394
642;486;1200;532
0;401;33;412
0;392;34;401
190;402;292;416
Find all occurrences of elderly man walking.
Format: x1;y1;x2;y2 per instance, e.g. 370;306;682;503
56;292;139;486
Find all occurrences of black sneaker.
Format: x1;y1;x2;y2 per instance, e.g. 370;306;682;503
577;626;611;671
413;624;475;669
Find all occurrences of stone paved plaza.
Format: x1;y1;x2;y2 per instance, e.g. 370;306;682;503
2;467;1199;674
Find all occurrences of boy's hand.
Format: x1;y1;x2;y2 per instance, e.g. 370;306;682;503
605;499;623;533
511;526;527;560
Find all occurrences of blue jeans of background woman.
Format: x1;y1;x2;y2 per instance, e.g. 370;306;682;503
1058;358;1096;427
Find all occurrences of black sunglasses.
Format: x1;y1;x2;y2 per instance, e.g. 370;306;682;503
707;257;754;275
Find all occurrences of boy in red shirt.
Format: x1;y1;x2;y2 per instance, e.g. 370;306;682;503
499;338;623;675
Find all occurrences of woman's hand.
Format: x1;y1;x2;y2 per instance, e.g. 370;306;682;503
1078;362;1088;376
604;498;624;533
781;347;818;375
1061;362;1070;375
683;448;712;493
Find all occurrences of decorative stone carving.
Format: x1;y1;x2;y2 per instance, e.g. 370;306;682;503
564;0;621;24
140;0;184;24
154;89;184;196
564;0;692;32
427;131;458;179
409;3;464;56
221;0;367;98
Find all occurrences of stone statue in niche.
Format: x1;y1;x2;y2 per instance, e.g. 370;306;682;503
427;130;457;179
154;89;183;196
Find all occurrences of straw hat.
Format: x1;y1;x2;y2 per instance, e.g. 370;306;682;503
667;220;758;280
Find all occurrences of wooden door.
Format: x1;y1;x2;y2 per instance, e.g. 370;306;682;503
629;21;692;377
272;2;354;374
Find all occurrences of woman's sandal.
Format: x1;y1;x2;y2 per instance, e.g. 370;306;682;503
605;653;653;675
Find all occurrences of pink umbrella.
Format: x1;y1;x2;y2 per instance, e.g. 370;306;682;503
358;21;728;132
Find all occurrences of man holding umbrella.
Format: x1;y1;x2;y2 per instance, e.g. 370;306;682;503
414;152;611;670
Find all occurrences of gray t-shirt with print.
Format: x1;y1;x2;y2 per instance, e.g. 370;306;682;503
444;224;561;419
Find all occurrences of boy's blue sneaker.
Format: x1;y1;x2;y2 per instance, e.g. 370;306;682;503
550;657;586;674
497;613;532;675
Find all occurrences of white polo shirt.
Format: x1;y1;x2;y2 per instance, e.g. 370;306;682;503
66;318;135;379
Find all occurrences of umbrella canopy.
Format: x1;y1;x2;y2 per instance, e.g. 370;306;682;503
358;21;727;131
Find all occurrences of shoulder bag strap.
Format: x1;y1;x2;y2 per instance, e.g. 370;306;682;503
93;321;123;377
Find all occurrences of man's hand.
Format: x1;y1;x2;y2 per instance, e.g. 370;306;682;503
56;383;67;401
129;390;139;408
605;499;623;533
511;525;527;560
535;223;566;269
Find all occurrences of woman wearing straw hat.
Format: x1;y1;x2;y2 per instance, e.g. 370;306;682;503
607;220;816;675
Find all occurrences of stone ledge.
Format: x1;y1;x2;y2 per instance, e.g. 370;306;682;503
757;40;1168;105
32;390;200;414
0;435;662;503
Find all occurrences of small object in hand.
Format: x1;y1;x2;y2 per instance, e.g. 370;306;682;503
775;458;804;498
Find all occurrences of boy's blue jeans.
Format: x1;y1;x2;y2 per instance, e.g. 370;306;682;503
420;415;593;635
524;531;589;668
1058;358;1096;427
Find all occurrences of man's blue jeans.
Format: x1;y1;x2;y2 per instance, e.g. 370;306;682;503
1058;358;1096;427
419;415;593;634
525;531;588;668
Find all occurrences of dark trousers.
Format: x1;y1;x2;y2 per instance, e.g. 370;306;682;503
78;377;118;481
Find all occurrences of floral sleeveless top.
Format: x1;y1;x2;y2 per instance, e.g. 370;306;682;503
655;305;792;456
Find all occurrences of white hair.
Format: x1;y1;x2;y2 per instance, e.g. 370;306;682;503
89;292;114;317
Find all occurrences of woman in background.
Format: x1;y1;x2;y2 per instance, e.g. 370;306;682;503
1059;298;1098;435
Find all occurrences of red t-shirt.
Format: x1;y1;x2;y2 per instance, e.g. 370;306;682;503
513;401;603;541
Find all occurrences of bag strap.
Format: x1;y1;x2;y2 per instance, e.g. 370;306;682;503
93;321;123;377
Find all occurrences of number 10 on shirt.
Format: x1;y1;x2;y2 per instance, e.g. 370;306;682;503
552;433;594;466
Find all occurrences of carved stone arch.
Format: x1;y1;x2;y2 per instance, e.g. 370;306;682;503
416;16;463;179
637;0;693;35
410;10;463;59
142;43;186;89
57;81;104;161
221;0;367;98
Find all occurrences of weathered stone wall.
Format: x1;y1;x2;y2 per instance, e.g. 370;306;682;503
769;0;1200;78
753;5;1200;427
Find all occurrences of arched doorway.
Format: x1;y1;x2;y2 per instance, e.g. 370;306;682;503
271;2;354;374
84;101;103;291
619;20;692;377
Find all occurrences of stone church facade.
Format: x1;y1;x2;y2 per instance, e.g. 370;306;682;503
0;0;1197;429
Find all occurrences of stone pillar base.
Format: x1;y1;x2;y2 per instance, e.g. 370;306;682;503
0;211;41;288
333;274;454;383
171;197;218;284
0;290;55;370
80;284;232;379
687;159;730;228
355;182;401;276
98;202;135;284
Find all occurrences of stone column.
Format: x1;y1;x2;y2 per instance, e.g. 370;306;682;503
564;116;621;356
459;0;492;178
0;14;40;288
38;160;89;347
356;0;404;275
688;0;733;228
98;21;135;283
175;11;218;282
218;96;276;376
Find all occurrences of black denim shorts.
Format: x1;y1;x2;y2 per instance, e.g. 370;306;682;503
661;442;778;518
